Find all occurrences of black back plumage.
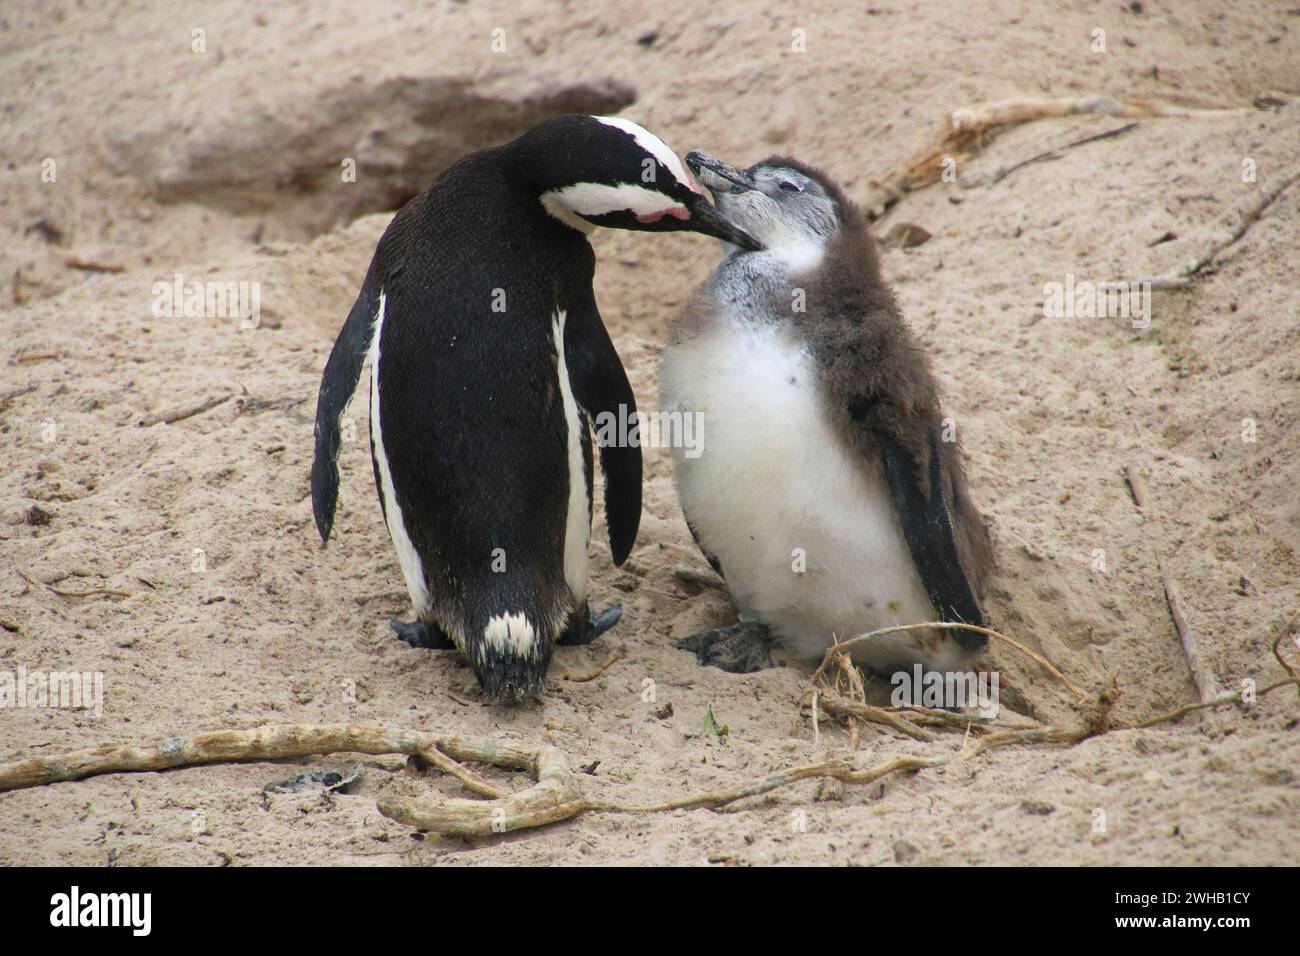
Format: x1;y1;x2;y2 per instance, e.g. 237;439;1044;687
311;122;646;699
375;166;583;614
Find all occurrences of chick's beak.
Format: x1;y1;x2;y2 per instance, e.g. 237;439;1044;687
684;193;762;251
686;151;757;194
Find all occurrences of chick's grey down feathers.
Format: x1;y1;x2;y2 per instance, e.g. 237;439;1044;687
778;156;991;606
675;155;992;634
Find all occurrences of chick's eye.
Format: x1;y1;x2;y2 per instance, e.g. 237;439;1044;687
779;180;801;193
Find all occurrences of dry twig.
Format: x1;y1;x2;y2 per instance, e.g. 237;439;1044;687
15;567;131;600
5;650;1297;841
138;394;233;427
563;647;622;682
1130;677;1298;729
1163;574;1219;703
1119;168;1300;289
0;384;38;411
590;756;945;814
858;94;1252;220
992;122;1139;184
1272;627;1300;700
826;622;1085;700
0;724;579;838
805;691;937;743
1122;457;1224;705
0;723;941;837
1122;464;1149;511
413;744;504;799
808;648;872;747
64;257;125;273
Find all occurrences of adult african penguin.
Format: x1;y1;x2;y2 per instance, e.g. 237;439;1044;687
312;116;760;703
661;150;992;677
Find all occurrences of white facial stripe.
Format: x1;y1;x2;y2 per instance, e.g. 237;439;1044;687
593;116;701;194
369;290;433;619
543;182;688;224
483;612;539;658
540;192;596;234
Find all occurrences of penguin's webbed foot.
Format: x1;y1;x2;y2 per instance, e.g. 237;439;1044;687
557;602;623;646
676;621;773;673
390;618;457;650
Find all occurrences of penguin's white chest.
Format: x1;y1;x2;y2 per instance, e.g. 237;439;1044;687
662;322;957;670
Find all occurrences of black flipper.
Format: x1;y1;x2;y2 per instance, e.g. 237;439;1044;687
879;432;987;651
563;297;641;565
311;265;381;543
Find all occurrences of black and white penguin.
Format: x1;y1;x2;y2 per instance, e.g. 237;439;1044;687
312;117;759;703
661;151;992;676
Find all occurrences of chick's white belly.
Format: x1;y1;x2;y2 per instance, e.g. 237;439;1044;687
663;326;962;671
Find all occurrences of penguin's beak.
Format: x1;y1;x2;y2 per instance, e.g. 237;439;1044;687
685;193;762;251
686;151;757;195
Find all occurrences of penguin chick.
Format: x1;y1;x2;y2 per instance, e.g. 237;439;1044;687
661;151;992;678
312;117;760;704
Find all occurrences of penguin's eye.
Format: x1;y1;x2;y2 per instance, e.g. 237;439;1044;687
779;180;802;193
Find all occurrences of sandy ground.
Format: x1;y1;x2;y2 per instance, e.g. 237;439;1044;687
1;0;1298;866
